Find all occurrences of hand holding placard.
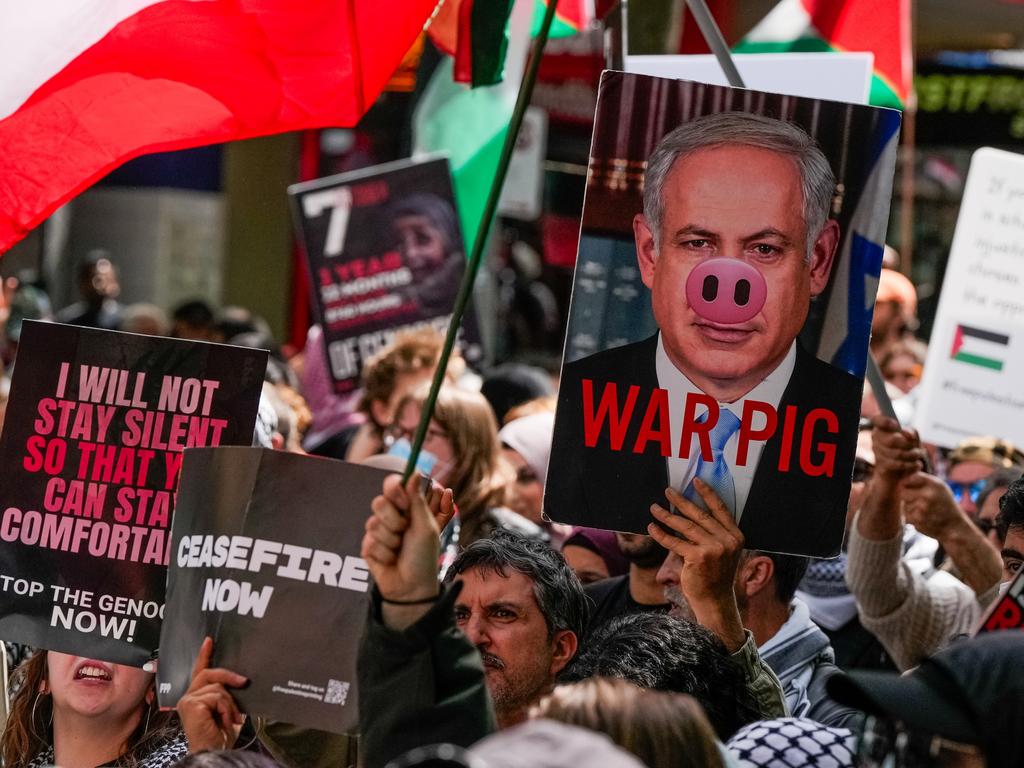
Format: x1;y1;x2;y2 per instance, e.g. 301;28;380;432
648;480;747;654
870;416;925;483
362;474;448;630
177;636;247;753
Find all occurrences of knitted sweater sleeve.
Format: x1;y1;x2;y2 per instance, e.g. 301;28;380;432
845;513;982;671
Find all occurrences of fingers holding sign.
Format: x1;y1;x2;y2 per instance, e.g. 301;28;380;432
870;415;924;482
177;636;247;753
648;480;747;653
362;473;444;629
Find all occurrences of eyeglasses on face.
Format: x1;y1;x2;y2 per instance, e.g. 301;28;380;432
384;424;449;448
946;479;986;505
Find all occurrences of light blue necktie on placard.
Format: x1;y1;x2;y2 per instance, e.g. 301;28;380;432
682;408;741;513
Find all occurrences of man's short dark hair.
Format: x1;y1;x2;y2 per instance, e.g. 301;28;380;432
757;551;810;604
561;612;757;739
444;529;588;642
979;468;1023;513
173;299;215;328
997;476;1024;539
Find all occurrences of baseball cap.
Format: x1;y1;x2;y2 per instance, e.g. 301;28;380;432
948;436;1024;470
826;632;1024;764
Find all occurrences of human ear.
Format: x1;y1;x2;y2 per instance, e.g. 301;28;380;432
737;555;774;599
634;214;658;290
809;219;840;296
549;630;579;677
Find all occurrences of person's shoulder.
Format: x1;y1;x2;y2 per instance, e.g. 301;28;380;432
562;335;658;378
55;302;87;324
138;727;189;767
487;506;548;542
584;574;629;603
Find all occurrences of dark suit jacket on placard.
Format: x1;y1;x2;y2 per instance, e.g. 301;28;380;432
544;335;862;557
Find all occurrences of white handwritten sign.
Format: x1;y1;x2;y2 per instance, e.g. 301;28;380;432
916;147;1024;447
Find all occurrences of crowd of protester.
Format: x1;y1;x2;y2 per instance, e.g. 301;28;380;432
0;247;1020;768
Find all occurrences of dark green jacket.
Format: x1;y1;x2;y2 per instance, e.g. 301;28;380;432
358;584;497;767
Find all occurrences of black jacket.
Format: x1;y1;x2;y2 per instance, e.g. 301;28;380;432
358;585;496;767
545;335;862;557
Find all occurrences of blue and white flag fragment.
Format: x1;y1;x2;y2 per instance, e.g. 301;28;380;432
817;114;902;379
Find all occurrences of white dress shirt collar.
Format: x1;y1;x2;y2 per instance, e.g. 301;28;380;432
655;333;797;522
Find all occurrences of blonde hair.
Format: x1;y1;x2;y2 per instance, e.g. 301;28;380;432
533;678;724;768
357;328;464;421
398;383;509;522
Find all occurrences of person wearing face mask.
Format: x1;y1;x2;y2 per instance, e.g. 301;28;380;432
386;383;544;550
1;650;186;768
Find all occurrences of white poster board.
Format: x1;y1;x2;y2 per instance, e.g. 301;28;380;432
499;106;548;221
625;53;873;104
915;148;1024;448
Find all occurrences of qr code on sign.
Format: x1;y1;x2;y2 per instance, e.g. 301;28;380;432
324;679;350;706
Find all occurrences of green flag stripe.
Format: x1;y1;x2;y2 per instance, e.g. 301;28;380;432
868;75;902;110
452;127;508;255
954;352;1004;371
531;1;580;37
732;38;833;54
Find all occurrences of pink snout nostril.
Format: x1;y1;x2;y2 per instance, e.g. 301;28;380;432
685;258;767;325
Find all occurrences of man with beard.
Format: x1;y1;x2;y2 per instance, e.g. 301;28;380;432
359;474;588;763
584;533;670;636
442;530;588;728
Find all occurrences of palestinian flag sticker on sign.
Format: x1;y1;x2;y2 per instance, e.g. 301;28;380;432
950;324;1009;371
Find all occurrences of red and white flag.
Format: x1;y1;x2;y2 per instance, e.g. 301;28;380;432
0;0;437;254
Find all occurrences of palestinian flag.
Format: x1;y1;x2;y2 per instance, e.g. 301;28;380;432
733;0;911;110
950;324;1009;372
415;0;535;251
531;0;593;38
0;0;438;254
428;0;589;88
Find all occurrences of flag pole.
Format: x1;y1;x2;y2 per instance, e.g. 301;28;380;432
683;0;744;87
402;0;560;483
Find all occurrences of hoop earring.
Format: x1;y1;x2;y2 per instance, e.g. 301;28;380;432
143;704;152;735
29;692;52;742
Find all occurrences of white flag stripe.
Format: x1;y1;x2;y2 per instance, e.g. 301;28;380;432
741;0;813;42
817;129;899;364
0;0;212;122
958;335;1008;358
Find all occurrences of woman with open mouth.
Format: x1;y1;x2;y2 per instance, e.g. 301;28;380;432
0;650;186;767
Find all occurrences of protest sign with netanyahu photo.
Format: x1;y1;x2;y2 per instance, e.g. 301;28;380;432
289;156;481;394
0;322;267;665
545;71;902;557
158;448;386;734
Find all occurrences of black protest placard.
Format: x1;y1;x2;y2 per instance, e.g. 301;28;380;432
976;571;1024;635
544;72;902;557
0;321;267;665
289;156;481;394
158;448;387;734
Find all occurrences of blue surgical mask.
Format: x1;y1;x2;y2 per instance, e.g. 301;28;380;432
387;437;439;476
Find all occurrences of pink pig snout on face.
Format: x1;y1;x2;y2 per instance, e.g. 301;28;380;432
684;258;767;325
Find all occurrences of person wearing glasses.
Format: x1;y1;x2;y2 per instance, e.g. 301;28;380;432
845;418;1007;671
827;631;1024;768
944;436;1024;517
387;383;544;551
